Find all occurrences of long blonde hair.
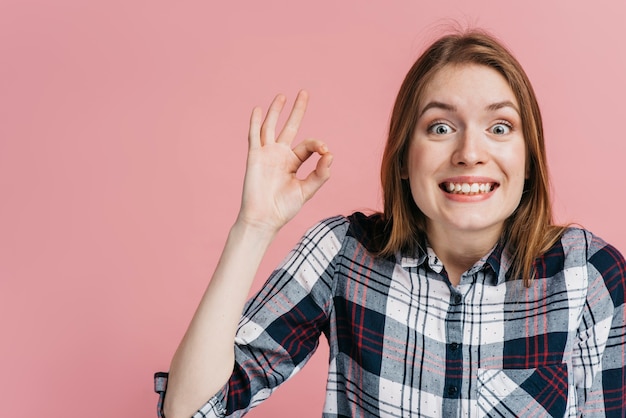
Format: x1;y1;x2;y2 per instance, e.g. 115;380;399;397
377;30;566;286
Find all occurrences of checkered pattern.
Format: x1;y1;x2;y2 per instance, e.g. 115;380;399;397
156;212;626;417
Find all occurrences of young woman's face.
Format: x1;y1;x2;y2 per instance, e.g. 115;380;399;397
403;64;527;241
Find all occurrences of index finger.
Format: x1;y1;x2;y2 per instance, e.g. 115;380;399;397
276;90;309;145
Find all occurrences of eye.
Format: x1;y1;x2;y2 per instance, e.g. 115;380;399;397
428;122;454;135
489;122;512;135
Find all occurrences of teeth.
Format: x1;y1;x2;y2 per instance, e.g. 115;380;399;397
443;182;495;195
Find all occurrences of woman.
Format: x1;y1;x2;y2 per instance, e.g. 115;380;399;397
157;30;626;417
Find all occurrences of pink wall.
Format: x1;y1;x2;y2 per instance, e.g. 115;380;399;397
1;1;625;417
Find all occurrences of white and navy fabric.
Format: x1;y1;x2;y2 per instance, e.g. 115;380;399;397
156;212;626;417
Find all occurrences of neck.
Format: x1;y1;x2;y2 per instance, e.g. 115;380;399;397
426;225;501;286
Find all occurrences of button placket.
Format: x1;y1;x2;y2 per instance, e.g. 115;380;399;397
443;288;464;411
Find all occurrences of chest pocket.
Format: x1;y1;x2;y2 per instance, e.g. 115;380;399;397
476;363;569;418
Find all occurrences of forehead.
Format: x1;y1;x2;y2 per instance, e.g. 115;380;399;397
418;64;519;113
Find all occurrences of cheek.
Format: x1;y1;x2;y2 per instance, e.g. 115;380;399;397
517;141;530;179
524;153;530;180
502;142;527;181
406;142;438;175
509;157;528;200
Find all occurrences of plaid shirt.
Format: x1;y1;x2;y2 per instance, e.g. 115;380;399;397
156;212;626;417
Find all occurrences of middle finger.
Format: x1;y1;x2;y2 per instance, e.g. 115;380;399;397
277;90;309;145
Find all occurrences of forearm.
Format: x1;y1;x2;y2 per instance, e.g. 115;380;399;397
163;90;331;418
164;220;277;418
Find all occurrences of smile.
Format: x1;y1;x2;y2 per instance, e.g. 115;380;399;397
440;182;497;195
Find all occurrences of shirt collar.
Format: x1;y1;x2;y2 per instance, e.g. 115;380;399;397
399;248;428;269
399;238;512;285
471;240;511;285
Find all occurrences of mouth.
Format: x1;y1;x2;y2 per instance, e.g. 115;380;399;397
439;181;498;195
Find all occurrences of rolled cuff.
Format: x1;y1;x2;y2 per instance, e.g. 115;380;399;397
153;372;229;418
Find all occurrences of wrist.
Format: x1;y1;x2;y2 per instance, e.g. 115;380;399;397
231;217;279;244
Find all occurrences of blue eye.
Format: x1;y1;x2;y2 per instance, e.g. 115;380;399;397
490;123;511;135
429;123;453;135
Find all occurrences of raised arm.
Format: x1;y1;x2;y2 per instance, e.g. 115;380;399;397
163;91;332;418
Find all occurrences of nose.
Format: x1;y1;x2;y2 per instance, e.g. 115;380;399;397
451;127;488;167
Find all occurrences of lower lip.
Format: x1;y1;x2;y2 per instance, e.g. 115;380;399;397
441;187;496;202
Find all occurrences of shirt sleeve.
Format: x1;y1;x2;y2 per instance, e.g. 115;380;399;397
190;216;350;418
574;232;626;417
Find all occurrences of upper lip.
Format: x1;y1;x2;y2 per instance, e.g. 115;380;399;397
439;176;499;185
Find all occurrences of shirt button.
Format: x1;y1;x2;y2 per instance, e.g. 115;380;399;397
454;294;462;304
450;342;459;351
448;385;458;396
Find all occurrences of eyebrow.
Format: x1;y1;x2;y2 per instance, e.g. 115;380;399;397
487;100;520;115
419;101;456;117
419;100;520;117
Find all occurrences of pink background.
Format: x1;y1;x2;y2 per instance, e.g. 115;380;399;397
1;1;625;417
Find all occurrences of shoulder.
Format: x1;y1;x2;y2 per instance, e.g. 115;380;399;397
304;212;388;254
535;227;625;282
346;211;390;251
560;227;626;305
558;227;625;266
